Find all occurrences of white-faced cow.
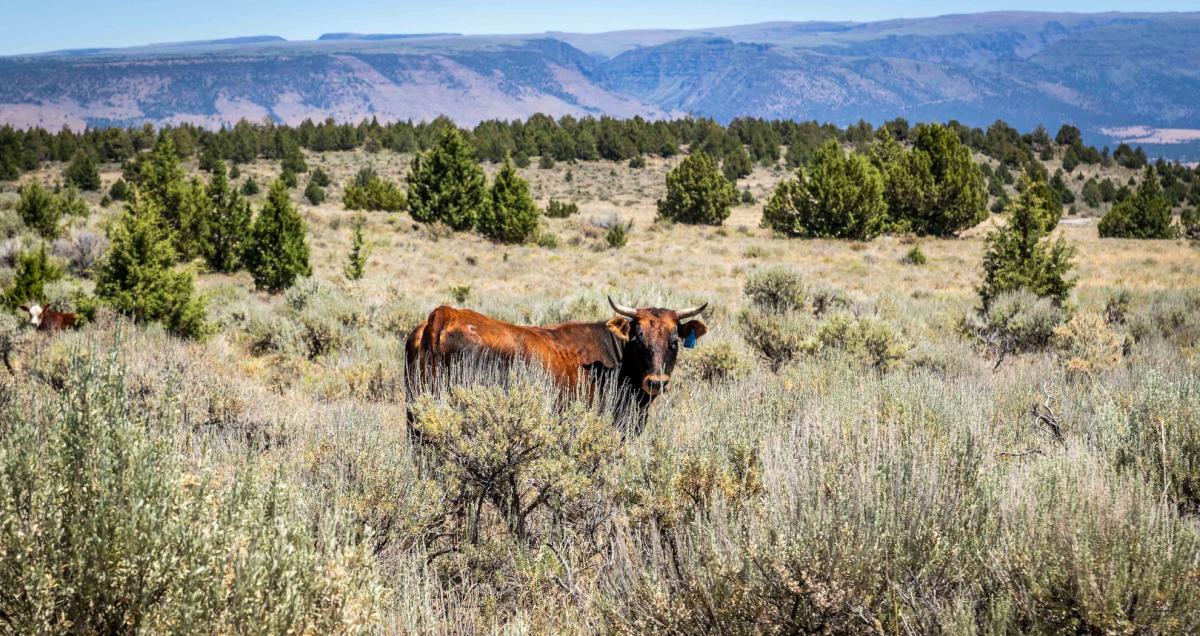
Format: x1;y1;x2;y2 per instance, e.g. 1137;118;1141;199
19;304;79;332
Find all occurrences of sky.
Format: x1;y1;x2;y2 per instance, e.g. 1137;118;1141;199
1;0;1197;55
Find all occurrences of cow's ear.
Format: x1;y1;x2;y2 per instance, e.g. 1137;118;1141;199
606;317;631;342
18;305;27;312
679;320;708;348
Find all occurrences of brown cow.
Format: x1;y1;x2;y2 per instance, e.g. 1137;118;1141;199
405;297;708;433
19;303;79;332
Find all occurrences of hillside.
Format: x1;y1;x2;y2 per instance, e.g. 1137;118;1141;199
2;12;1200;157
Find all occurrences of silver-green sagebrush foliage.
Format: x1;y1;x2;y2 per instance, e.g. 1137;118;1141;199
0;347;382;633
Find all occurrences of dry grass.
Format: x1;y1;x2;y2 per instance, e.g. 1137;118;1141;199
2;149;1199;633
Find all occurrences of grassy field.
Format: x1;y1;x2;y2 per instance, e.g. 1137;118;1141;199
2;150;1199;633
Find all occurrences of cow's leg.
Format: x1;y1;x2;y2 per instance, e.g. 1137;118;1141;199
404;321;428;442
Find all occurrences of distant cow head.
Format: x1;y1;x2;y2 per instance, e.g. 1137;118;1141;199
606;296;708;398
19;304;43;328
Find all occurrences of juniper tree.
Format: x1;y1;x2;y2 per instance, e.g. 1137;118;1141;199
16;181;62;239
201;162;252;273
657;151;737;225
908;123;988;236
241;177;260;196
343;214;368;281
243;180;311;292
407;127;486;231
304;180;326;205
477;157;540;243
343;168;404;212
64;149;101;191
94;189;208;338
762;140;886;239
978;172;1076;308
722;145;753;182
1098;167;1178;239
3;243;63;309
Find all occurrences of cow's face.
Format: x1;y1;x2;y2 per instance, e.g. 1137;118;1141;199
606;299;708;397
21;304;42;328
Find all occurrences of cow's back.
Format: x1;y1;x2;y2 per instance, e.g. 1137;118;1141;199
408;306;582;385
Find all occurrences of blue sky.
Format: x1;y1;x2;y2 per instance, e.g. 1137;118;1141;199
2;0;1197;55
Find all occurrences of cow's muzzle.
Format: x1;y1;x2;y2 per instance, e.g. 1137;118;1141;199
642;375;669;396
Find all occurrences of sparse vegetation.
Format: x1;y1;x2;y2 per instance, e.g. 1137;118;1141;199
0;116;1198;634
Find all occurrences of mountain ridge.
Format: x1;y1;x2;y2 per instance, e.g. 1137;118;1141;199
2;11;1199;157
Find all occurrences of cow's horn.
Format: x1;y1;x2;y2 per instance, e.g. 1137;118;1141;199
676;303;708;320
608;296;638;318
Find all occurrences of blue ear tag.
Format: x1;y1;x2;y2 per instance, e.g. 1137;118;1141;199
684;331;697;348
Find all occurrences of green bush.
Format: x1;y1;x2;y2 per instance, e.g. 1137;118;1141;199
309;166;331;187
1182;207;1199;239
241;177;260;196
109;178;130;201
243;180;312;293
344;214;369;281
544;198;579;218
871;125;987;236
978;171;1076;308
0;350;382;633
408;366;622;545
3;242;63;309
407;128;486;230
304;180;327;205
901;244;927;265
16;181;64;239
681;339;752;382
477;158;539;244
200;161;252;273
722;146;752;182
1099;167;1179;238
64;149;102;191
343;168;405;212
744;267;806;314
280;167;298;189
1125;289;1200;349
762;140;886;239
657;152;737;225
605;218;632;249
816;311;910;370
1103;371;1200;511
737;308;816;371
94;190;209;339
